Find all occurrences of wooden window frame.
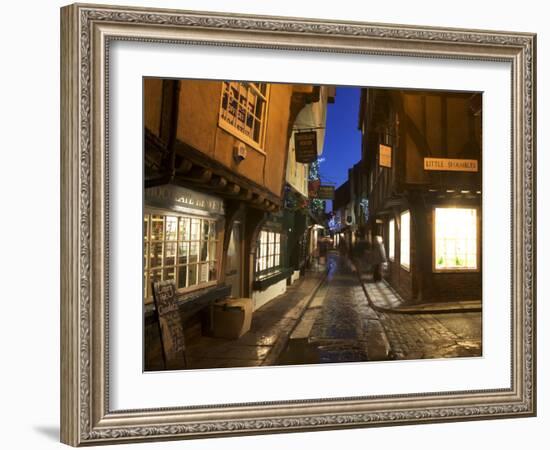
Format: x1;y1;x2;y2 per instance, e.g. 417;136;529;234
143;211;221;304
218;81;270;153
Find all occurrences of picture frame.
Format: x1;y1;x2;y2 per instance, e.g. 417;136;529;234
60;2;536;446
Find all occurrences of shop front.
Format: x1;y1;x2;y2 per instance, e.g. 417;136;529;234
252;212;292;310
143;184;230;369
382;192;482;304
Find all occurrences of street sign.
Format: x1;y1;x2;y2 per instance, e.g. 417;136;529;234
295;131;318;163
317;185;335;199
379;144;392;168
424;157;478;172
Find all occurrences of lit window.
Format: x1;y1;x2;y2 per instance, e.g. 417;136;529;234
400;211;410;270
434;208;477;270
143;214;219;302
255;230;281;277
388;218;395;261
219;81;268;150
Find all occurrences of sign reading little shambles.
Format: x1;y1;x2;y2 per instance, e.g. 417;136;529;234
424;158;478;172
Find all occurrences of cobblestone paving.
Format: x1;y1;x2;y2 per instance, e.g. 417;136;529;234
278;252;374;365
379;311;482;360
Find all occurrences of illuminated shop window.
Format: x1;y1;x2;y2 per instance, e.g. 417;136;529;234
143;214;219;302
219;81;269;150
434;208;477;271
255;230;281;277
400;211;410;270
388;218;395;261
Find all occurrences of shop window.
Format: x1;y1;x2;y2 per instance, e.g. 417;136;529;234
434;208;477;271
388;218;395;261
219;81;269;150
143;214;219;302
400;210;410;270
255;230;281;277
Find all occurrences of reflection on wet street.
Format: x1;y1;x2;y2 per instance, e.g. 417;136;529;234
277;252;370;365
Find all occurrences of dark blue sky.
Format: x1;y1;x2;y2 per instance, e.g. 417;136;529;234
319;87;362;211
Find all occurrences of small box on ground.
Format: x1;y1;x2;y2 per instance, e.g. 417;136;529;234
212;297;253;339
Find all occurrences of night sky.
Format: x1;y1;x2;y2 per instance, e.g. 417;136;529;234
319;86;363;212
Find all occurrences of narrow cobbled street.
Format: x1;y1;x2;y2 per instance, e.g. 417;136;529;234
277;251;482;365
277;251;372;365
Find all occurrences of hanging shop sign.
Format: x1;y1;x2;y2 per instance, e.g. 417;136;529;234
145;184;225;216
294;131;318;163
424;157;478;172
308;179;321;198
379;144;392;168
317;185;335;200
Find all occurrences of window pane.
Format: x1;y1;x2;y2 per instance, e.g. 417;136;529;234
202;221;210;240
165;216;178;241
188;264;198;287
190;219;201;241
150;216;164;241
200;240;208;262
163;267;176;282
143;216;149;240
164;242;176;266
149;242;163;268
435;208;477;270
400;211;410;269
177;266;187;289
189;242;199;264
389;219;395;260
199;263;209;284
178;242;188;265
179;217;190;241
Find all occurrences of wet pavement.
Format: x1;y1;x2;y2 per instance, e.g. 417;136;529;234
378;311;482;359
277;252;376;365
182;251;482;370
183;270;326;369
278;251;482;364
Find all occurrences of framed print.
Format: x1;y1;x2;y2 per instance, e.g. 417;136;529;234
60;3;536;446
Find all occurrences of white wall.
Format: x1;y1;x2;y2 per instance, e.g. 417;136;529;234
252;279;287;310
0;1;547;449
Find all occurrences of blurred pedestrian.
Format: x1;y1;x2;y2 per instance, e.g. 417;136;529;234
372;235;387;281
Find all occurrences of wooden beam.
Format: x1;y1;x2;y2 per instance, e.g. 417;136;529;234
225;183;241;195
176;159;193;174
210;176;227;189
189;166;212;183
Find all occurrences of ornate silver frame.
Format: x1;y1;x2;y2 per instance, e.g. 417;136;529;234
60;3;536;446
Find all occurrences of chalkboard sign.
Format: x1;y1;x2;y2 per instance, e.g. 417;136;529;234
294;131;318;163
152;280;187;370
